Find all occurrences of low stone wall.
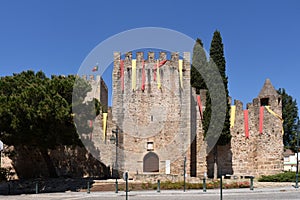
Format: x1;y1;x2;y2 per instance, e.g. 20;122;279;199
1;145;108;180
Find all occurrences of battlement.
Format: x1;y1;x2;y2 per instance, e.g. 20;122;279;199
113;51;190;68
113;51;190;95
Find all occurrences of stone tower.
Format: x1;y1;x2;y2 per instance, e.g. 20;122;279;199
230;78;284;176
112;51;193;178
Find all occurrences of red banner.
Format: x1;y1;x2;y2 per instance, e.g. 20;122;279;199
120;60;124;91
154;60;167;81
244;110;249;138
259;106;264;134
142;60;145;91
197;95;203;120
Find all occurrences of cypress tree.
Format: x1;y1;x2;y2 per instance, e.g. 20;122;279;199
278;88;299;152
191;38;207;93
209;30;231;145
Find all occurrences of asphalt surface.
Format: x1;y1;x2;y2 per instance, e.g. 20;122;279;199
1;186;300;200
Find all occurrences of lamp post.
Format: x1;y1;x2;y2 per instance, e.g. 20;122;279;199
110;128;119;193
296;118;299;188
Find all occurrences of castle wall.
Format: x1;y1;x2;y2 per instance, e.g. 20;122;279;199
112;51;192;178
190;88;207;178
83;75;108;109
231;94;284;177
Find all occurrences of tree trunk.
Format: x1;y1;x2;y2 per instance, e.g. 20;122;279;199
213;145;218;179
40;148;58;178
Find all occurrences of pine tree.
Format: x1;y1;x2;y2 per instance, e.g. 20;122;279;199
278;88;299;151
209;30;231;145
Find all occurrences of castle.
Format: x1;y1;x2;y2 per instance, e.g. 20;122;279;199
88;51;283;180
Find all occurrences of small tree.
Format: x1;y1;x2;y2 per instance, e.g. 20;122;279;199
278;88;299;151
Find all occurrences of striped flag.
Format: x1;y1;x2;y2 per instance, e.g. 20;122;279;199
92;65;98;72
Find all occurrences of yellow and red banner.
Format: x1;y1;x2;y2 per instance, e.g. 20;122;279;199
102;113;108;141
179;59;183;88
132;59;136;91
230;105;236;128
244;110;249;138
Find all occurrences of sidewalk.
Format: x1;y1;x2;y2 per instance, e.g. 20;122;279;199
1;185;299;200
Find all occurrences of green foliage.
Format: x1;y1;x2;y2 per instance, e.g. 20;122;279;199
190;32;231;146
0;168;9;181
278;88;298;151
0;71;101;149
0;71;77;148
0;71;104;178
138;180;249;190
191;38;207;93
208;30;231;146
258;171;296;182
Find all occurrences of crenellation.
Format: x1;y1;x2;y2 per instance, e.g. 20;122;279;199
136;52;144;63
159;52;167;61
183;52;190;71
89;75;94;81
124;52;132;66
171;52;179;62
147;52;155;62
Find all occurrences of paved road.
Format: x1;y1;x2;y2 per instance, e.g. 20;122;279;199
1;187;299;200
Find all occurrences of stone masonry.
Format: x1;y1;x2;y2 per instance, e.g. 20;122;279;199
109;51;283;180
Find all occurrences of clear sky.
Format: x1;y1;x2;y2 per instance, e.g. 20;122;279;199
1;0;299;107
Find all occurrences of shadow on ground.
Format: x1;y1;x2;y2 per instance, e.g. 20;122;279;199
0;178;97;195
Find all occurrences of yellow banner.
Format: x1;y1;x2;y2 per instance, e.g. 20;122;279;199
230;105;236;128
103;113;108;141
179;59;183;88
132;59;136;91
265;106;284;135
157;60;161;89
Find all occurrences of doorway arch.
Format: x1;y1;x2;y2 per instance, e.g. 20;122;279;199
143;152;159;172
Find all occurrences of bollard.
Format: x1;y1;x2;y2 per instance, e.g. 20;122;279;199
183;156;186;192
125;172;128;200
203;178;206;192
87;181;90;194
250;176;254;190
35;182;38;194
115;178;118;193
157;179;160;193
220;175;223;200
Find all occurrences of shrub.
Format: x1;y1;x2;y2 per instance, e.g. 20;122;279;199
258;171;296;182
0;167;12;182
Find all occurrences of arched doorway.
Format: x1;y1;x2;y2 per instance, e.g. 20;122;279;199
143;152;159;172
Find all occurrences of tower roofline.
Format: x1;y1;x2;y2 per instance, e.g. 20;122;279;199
258;78;279;98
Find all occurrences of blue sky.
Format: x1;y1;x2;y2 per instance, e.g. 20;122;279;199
1;0;300;107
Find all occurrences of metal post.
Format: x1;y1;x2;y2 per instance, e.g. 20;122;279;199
183;156;186;192
125;172;128;200
157;179;160;193
203;178;206;192
87;181;90;194
113;128;119;193
296;119;299;188
35;182;38;194
220;170;222;200
250;176;254;190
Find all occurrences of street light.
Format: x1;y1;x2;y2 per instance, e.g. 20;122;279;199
110;128;119;193
295;118;299;188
